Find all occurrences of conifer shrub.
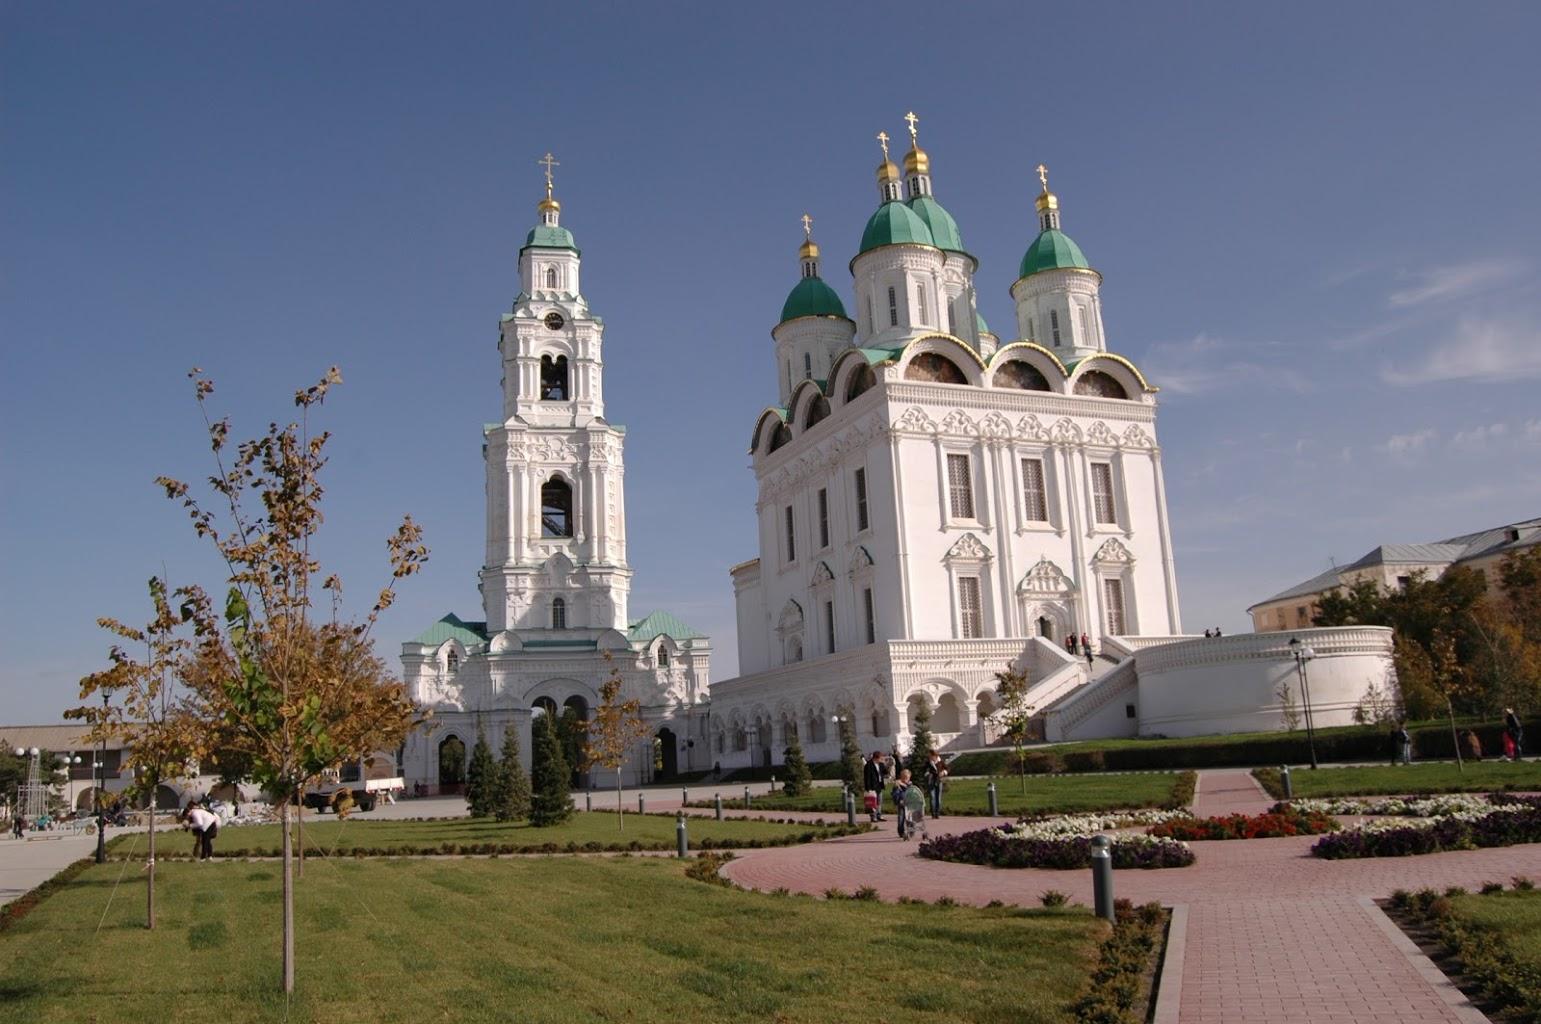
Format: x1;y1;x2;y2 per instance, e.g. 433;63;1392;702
492;725;531;822
465;729;497;818
529;711;573;827
906;701;935;778
781;734;813;797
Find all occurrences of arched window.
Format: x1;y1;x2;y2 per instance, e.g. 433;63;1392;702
1073;370;1129;400
904;352;967;384
1050;309;1062;346
916;285;928;325
992;360;1052;391
541;477;573;537
551;597;567;629
803;394;830;430
845;364;876;402
446;648;459;674
545;267;558;289
657;645;670;667
803;352;812;380
887;287;899;327
540;355;569;400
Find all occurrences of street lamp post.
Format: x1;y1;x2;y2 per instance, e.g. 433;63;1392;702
1288;637;1319;770
95;689;109;863
59;755;82;813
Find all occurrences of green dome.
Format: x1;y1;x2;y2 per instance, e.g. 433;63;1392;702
975;311;993;337
523;224;578;252
858;201;935;255
907;195;965;253
1019;229;1090;278
780;275;848;323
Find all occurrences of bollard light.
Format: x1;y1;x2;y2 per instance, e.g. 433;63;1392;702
682;787;688;806
714;793;723;820
676;813;688;858
638;793;646;815
1090;834;1115;922
1280;765;1293;801
585;790;592;813
987;782;999;817
743;786;751;807
846;793;857;828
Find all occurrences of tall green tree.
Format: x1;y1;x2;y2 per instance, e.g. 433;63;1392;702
529;711;573;826
781;732;813;797
906;701;935;778
145;368;427;993
990;664;1037;795
465;728;496;818
836;707;863;795
492;726;531;823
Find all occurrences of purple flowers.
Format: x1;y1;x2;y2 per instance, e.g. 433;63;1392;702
1312;806;1541;860
919;827;1195;870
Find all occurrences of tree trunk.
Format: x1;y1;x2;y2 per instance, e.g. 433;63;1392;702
281;799;295;993
616;772;623;832
146;798;156;930
1447;698;1464;773
1018;745;1027;797
295;789;304;877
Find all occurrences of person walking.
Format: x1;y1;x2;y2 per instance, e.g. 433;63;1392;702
891;769;914;840
1082;632;1094;668
186;802;219;860
1504;707;1524;761
1393;721;1412;766
862;751;886;823
11;813;23;839
923;750;947;818
1066;633;1078;656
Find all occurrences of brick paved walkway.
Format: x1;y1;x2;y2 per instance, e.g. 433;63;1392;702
723;768;1527;1022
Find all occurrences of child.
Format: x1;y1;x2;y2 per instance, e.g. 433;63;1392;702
891;769;913;840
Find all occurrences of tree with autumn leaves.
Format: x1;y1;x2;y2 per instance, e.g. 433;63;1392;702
72;368;427;993
584;652;650;831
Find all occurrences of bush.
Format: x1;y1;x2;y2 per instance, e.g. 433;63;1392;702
1396;883;1541;1020
1067;901;1167;1023
1149;810;1338;841
1040;890;1069;908
1063;750;1106;773
919;828;1194;870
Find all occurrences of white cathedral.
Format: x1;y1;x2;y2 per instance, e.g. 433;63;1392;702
399;163;712;790
706;118;1393;766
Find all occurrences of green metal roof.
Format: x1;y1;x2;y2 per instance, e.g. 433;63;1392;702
627;610;706;643
975;311;992;336
907;195;965;253
779;275;848;323
522;639;598;650
522;225;579;253
411;614;488;648
1019;229;1090;278
858;200;934;255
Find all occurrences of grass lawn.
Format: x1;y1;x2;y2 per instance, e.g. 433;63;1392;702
693;772;1186;816
1255;760;1541;799
107;811;854;858
0;857;1103;1024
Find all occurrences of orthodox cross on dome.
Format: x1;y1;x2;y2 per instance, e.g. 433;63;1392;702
1036;163;1050;193
876;131;890;161
801;212;813;238
903;110;919;144
539;151;560;197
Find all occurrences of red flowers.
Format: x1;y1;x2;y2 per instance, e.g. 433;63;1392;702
1149;810;1339;841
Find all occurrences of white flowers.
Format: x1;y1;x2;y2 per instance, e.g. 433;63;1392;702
995;807;1192;841
1290;795;1493;817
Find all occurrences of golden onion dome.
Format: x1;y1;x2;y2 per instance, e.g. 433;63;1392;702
538;195;561;214
876;158;900;183
798;238;820;260
1034;190;1059;212
904;145;930;175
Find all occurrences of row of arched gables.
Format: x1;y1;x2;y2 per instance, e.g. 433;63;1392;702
711;685;1002;756
754;335;1155;457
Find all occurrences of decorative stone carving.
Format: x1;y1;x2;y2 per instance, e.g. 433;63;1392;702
1016;414;1049;441
1086;421;1119;449
1092;537;1135;565
940;409;978;437
1018;556;1076;597
776;600;804;636
847;546;874;576
892;407;938;435
979;411;1014;442
1050;417;1083;445
810;561;835;587
1122;424;1153;449
943;532;992;564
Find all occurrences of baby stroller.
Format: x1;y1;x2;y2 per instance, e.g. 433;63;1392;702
902;784;929;841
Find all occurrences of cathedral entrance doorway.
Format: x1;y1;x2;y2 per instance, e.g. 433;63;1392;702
1037;615;1054;639
438;735;466;795
656;727;677;780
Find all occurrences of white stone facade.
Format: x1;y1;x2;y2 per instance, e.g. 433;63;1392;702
400;189;712;791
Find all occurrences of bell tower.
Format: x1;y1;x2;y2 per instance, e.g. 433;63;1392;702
480;156;631;635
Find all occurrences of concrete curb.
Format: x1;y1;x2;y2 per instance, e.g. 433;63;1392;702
1151;903;1187;1024
1357;895;1491;1023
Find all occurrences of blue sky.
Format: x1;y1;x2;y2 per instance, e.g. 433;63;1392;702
4;3;1540;723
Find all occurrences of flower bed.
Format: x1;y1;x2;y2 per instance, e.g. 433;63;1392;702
1313;805;1541;859
920;827;1194;870
1275;794;1495;817
1012;808;1193;838
1148;810;1338;841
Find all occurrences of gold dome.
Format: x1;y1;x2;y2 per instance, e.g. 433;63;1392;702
904;145;930;175
876;159;900;183
538;195;561;214
799;238;820;260
1034;190;1059;212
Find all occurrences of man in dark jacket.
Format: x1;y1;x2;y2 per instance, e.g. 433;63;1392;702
1505;708;1524;761
922;751;947;817
862;752;888;822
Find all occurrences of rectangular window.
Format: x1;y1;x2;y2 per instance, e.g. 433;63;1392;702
1027;316;1034;341
1050;309;1061;346
946;453;975;519
947;302;956;334
854;468;869;531
1090;462;1116;524
1103;577;1126;635
1296;606;1309;626
803;352;812;380
917;285;928;324
1079;305;1092;344
824;600;836;654
887;286;898;327
958;576;983;639
817;488;830;549
1021;458;1048;522
863;588;876;645
784;505;796;562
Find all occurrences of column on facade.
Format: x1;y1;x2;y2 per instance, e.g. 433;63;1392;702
1151;447;1181;633
1059;443;1088;637
890;431;915;637
988;441;1017;637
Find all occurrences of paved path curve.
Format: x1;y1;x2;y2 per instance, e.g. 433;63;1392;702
723;769;1538;1023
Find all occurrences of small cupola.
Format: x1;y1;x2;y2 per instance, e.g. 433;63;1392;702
901;111;932;199
876;130;902;204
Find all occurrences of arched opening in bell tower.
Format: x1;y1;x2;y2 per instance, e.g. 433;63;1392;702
540;355;569;400
541;477;573;537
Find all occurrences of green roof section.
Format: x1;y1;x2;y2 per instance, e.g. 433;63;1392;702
522;224;579;253
975;311;993;337
411;614;488;648
1019;229;1091;278
907;195;965;254
858;200;934;255
522;639;598;650
627;610;706;643
779;275;849;324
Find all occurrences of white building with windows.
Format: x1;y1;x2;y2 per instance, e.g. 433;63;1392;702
399;170;712;790
708;123;1392;761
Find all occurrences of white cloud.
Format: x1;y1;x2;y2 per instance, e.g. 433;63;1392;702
1448;422;1508;451
1387;259;1524;308
1383;429;1437;459
1139;333;1311;395
1525;419;1541;443
1381;317;1541;385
